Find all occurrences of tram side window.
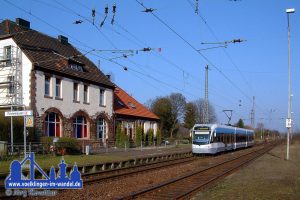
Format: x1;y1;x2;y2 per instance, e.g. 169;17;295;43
237;134;241;143
216;133;222;142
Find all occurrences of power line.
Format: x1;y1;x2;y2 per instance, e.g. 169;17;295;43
72;0;206;89
5;0;263;121
50;0;204;97
52;0;117;49
186;0;253;93
135;0;252;103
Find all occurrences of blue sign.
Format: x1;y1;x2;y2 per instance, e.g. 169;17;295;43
5;153;83;189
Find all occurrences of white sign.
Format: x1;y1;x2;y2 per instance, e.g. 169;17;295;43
5;110;33;117
25;116;34;127
286;118;292;128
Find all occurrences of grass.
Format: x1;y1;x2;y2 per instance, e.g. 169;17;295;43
0;154;131;174
192;138;300;200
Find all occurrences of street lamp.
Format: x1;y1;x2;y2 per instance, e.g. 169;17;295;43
286;8;295;160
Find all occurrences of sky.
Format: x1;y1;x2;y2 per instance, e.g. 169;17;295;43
1;0;299;132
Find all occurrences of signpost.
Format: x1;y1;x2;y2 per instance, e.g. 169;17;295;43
5;110;33;156
5;110;33;117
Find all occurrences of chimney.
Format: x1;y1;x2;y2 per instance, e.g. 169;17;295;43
58;35;68;45
106;74;111;80
16;18;30;29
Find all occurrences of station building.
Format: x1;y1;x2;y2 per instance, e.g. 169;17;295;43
114;86;159;141
0;18;115;144
0;18;159;146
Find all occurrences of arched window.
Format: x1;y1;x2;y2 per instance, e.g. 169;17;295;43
97;118;107;141
73;116;88;138
45;112;61;137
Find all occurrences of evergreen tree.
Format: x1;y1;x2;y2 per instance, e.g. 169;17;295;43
135;125;143;146
236;119;245;128
156;128;162;145
147;129;154;146
115;124;122;147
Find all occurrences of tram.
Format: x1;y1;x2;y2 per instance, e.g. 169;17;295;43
192;124;254;154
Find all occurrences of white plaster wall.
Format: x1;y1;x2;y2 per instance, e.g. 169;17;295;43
144;121;158;137
35;70;113;118
0;38;32;106
22;51;32;107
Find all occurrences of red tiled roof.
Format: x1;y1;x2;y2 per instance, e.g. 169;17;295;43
0;19;114;89
114;87;159;120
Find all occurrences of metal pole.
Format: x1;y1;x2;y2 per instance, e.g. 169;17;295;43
10;106;13;154
24;116;26;157
204;65;209;124
286;10;293;160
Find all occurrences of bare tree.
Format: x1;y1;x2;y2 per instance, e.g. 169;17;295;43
194;99;217;124
168;93;186;137
169;93;186;122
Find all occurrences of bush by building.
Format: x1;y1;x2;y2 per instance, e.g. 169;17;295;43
135;125;143;146
55;137;80;155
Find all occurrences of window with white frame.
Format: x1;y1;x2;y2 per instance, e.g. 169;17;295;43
97;118;106;140
55;78;61;98
73;83;79;101
45;76;51;96
99;88;105;106
7;76;14;95
4;46;11;66
73;116;88;138
83;85;88;103
45;112;61;137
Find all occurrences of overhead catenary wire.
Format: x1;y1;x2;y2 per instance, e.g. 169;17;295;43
186;0;270;118
53;0;117;49
4;0;254;122
136;0;273;121
71;0;243;110
0;0;208;105
135;0;252;102
72;0;205;87
53;1;248;112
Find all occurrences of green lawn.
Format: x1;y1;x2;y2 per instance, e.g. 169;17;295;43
0;154;131;174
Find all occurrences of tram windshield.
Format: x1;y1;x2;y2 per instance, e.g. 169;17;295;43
193;130;210;145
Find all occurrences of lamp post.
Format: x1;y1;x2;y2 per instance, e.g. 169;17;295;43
286;8;295;160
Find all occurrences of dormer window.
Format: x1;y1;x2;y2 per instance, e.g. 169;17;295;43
128;102;136;109
118;100;124;106
69;59;85;72
70;63;84;72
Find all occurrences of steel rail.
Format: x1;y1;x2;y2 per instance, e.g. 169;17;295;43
117;142;278;200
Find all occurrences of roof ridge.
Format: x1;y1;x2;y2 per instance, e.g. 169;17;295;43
114;86;159;120
0;19;115;88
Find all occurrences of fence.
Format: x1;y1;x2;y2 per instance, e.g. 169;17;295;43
0;139;190;157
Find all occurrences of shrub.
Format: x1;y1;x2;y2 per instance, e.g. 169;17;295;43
135;126;143;146
156;129;162;145
115;124;122;147
147;129;154;146
55;137;80;155
119;128;129;148
40;136;54;153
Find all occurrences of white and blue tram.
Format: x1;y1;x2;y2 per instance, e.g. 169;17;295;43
192;124;254;154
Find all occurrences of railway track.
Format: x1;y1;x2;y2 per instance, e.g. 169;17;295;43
116;142;279;200
83;155;196;184
0;154;195;199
